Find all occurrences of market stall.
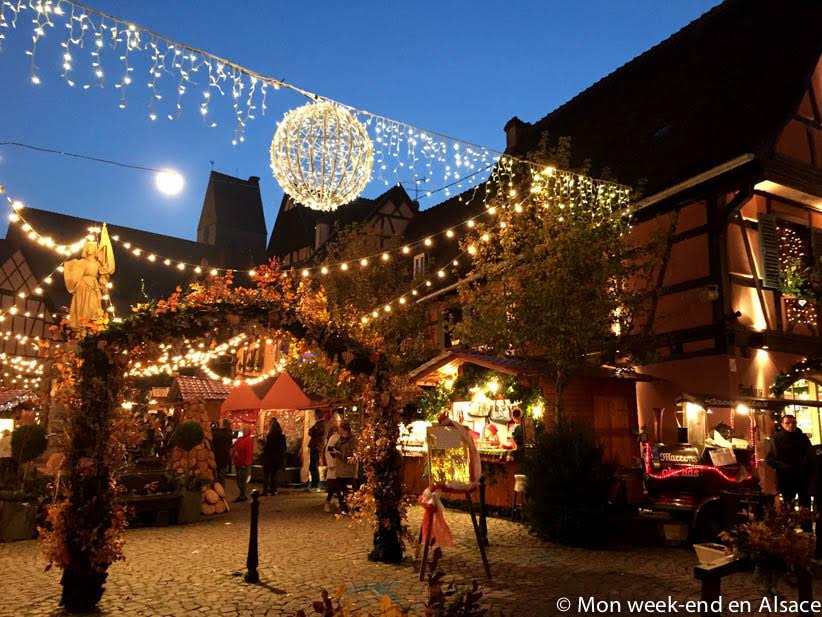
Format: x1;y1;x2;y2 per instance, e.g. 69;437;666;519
257;372;330;484
405;351;541;510
167;376;231;424
220;382;262;431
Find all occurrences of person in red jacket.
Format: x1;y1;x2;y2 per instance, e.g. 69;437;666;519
232;425;254;502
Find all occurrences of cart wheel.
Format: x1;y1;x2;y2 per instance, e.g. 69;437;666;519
691;499;722;543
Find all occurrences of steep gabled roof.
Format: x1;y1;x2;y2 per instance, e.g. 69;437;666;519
267;184;415;259
6;207;223;312
168;375;231;403
507;0;822;196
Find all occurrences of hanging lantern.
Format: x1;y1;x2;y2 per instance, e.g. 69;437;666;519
270;101;374;211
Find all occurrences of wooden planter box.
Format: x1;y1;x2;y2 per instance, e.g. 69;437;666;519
0;500;37;542
177;490;202;524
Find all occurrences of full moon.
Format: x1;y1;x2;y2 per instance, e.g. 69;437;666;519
154;169;185;196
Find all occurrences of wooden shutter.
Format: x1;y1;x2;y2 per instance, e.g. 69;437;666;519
811;227;822;266
757;213;781;288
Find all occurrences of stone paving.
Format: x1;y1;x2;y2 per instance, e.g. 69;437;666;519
2;482;822;617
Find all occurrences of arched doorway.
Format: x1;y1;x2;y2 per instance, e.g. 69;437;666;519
772;358;822;442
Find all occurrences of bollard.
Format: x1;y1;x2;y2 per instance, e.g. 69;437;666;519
479;476;489;546
244;489;260;584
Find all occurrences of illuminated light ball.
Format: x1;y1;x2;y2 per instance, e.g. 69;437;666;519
154;169;185;196
270;101;373;212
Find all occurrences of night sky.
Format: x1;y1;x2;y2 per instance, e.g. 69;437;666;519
0;0;719;241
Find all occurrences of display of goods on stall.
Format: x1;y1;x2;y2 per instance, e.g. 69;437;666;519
167;398;229;516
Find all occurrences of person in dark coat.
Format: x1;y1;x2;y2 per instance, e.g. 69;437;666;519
804;441;822;557
766;414;811;507
212;419;233;483
262;418;286;496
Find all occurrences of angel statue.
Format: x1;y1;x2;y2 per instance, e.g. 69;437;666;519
63;223;116;329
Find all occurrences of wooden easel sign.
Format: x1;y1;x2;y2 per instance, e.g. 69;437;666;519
419;422;491;580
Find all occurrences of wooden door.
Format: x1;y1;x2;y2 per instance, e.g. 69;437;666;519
593;396;636;467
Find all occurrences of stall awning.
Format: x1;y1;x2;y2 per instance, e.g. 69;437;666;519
259;373;327;410
410;348;655;387
221;382;262;413
677;392;822;411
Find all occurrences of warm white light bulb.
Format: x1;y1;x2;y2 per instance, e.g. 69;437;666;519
154;169;185;196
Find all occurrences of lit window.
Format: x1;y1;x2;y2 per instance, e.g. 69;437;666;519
413;253;427;279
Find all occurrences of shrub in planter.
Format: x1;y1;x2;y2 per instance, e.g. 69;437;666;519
1;425;48;542
172;421;204;452
12;424;48;465
521;421;614;547
720;507;813;595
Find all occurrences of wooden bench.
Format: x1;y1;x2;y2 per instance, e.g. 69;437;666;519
115;470;182;526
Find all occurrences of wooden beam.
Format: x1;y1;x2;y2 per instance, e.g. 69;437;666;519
735;212;773;331
644;212;679;335
723;185;754;222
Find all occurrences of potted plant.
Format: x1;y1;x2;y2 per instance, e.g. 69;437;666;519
171;421;205;523
720;507;813;596
0;424;48;542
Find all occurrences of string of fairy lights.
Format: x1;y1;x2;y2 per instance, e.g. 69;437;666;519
0;0;634;375
0;0;628;208
777;223;817;327
126;331;292;386
0;352;44;387
2;159;631;331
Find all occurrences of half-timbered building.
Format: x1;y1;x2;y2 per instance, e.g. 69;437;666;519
501;0;822;449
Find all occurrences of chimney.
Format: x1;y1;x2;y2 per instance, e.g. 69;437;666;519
503;116;528;151
315;222;329;249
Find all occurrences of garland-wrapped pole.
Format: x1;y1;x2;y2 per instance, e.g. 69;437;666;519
367;356;404;563
60;340;122;612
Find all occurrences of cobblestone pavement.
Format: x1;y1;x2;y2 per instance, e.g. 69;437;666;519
2;483;822;617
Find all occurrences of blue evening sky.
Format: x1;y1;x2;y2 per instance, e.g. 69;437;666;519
0;1;719;241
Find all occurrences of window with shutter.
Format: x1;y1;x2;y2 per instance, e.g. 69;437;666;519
811;227;822;269
757;213;781;288
413;253;427;279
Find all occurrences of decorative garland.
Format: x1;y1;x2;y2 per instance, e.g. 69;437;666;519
771;357;822;397
40;265;406;612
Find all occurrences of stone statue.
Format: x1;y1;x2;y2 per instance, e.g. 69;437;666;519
63;223;115;329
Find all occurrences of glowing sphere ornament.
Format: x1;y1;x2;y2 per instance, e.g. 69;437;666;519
270;101;373;211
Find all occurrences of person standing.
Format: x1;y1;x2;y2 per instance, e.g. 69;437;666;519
232;425;254;502
0;429;11;459
766;414;811;507
329;420;357;514
323;419;340;512
262;419;286;496
212;419;233;483
0;429;12;478
805;441;822;557
307;410;328;491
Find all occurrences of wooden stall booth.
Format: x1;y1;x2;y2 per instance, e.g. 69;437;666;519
406;350;645;511
167;376;231;424
257;373;330;485
219;382;262;432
